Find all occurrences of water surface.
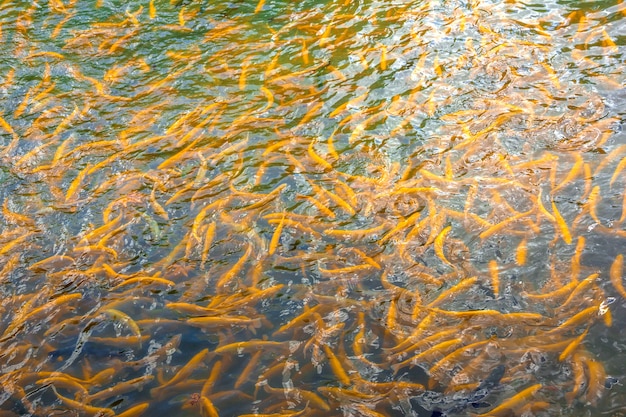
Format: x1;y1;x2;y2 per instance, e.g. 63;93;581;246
0;0;625;416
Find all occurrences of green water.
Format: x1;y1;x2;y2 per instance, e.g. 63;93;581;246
0;0;625;416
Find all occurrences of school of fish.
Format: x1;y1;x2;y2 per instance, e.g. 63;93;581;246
0;0;625;416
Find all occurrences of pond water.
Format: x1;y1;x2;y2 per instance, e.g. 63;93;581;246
0;0;625;416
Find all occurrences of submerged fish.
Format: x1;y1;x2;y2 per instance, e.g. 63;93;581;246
414;365;506;417
48;341;134;362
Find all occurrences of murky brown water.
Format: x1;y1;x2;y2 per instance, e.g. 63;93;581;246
0;0;625;416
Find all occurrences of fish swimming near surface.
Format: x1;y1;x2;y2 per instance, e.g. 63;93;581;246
0;0;623;415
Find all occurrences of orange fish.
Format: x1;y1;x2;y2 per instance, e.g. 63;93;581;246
610;254;625;298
